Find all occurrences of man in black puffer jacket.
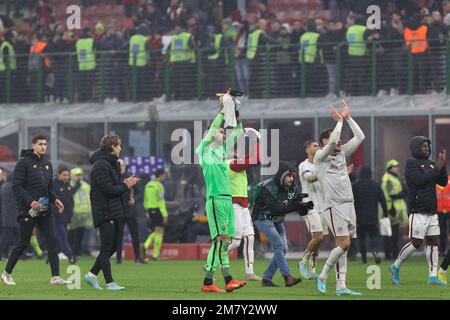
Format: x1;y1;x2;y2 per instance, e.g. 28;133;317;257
390;136;448;286
1;135;70;286
84;133;140;291
352;166;388;264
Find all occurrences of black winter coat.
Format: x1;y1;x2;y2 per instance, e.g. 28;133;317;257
352;166;388;226
89;149;128;228
405;136;448;215
53;178;80;224
1;174;18;228
13;150;57;219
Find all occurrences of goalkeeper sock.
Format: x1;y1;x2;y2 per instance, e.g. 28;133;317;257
144;232;155;250
30;235;43;257
319;246;345;281
152;233;163;258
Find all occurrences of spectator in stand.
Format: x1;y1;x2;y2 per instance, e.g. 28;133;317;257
35;0;54;30
140;0;165;30
383;11;406;96
319;19;346;97
166;0;187;28
123;0;138;18
46;23;73;103
94;23;106;43
273;24;294;97
234;21;250;95
100;25;124;103
427;10;448;93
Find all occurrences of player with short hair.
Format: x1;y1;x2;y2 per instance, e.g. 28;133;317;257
314;100;365;296
195;95;246;293
298;139;327;280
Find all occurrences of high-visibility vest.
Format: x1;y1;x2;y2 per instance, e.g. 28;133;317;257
170;32;193;62
381;172;408;225
207;34;223;60
437;176;450;213
404;25;429;54
227;160;248;198
76;38;96;71
346;25;367;56
0;41;17;72
246;29;264;60
128;34;149;67
30;41;52;69
143;180;168;218
299;32;320;63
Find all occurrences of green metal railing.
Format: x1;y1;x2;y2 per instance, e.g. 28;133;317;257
0;38;449;104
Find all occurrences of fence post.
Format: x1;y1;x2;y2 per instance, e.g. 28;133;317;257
300;47;306;98
336;42;342;97
371;41;377;96
407;44;413;95
164;52;170;102
132;53;137;102
67;53;74;103
197;48;203;100
227;48;237;89
264;44;271;99
37;55;43;103
100;52;105;102
446;39;450;95
5;56;11;103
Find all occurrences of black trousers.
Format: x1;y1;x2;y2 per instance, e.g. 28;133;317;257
357;223;380;262
383;223;400;260
6;215;59;276
442;249;450;271
116;216;140;261
0;227;18;259
90;219;121;283
68;227;85;257
438;213;449;253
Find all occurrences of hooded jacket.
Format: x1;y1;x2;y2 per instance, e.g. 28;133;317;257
405;136;448;214
89;149;128;228
352;166;388;225
13;149;57;219
252;162;309;224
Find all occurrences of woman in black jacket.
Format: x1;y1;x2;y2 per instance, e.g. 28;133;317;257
84;134;140;291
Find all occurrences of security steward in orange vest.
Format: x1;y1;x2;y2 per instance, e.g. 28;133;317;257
403;14;430;93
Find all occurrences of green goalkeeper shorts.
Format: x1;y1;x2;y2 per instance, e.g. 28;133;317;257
206;195;235;240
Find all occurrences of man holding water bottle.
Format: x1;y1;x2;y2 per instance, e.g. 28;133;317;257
2;135;71;286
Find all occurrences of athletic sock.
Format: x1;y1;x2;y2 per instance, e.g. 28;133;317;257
335;251;347;290
152;233;163;258
301;249;312;265
426;245;438;277
203;277;213;286
144;232;155;250
243;236;255;274
227;239;240;253
394;241;416;269
224;275;232;284
30;235;43;256
319;246;345;280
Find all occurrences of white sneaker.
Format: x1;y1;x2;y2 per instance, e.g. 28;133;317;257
377;89;387;97
111;97;118;103
389;88;399;96
50;276;72;285
58;253;68;260
2;271;16;285
245;273;262;281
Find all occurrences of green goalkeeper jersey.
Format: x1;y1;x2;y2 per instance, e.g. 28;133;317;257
195;112;242;198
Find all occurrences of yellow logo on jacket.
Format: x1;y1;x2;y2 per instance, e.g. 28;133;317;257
33;165;37;169
45;165;49;170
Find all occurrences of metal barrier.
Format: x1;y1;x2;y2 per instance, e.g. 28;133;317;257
0;39;449;104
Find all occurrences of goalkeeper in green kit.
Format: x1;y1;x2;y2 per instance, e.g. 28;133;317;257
195;90;247;293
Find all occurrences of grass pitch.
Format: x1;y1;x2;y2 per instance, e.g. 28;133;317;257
0;256;448;300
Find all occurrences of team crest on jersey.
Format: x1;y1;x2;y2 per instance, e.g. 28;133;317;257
60;188;63;192
33;165;37;169
221;226;226;231
338;227;343;233
420;164;425;168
